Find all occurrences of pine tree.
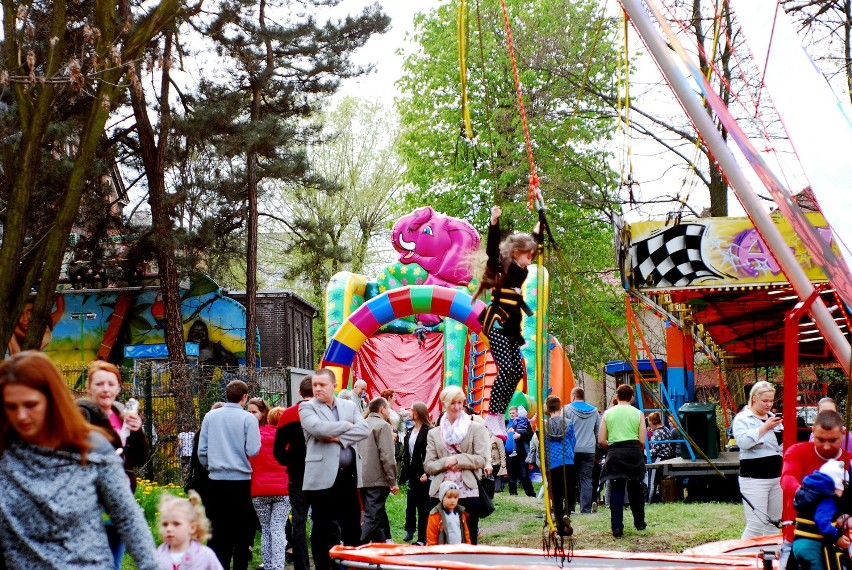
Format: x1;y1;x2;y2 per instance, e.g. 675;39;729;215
187;0;390;370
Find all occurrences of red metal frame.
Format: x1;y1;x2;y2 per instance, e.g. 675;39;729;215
782;289;821;450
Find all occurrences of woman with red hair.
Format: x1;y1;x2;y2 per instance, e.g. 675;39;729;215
0;351;158;569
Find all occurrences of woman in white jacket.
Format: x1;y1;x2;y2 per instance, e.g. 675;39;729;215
732;381;783;538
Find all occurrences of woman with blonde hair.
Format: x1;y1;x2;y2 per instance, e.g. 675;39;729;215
0;351;158;569
424;386;490;544
732;381;783;538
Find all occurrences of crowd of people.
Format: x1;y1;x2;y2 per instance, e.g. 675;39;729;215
0;348;614;570
9;348;852;570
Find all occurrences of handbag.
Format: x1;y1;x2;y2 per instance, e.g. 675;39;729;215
475;473;496;518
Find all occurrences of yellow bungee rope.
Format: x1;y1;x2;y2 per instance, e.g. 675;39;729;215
458;0;474;141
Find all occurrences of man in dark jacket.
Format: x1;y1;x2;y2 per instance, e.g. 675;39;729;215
274;376;312;570
565;387;600;514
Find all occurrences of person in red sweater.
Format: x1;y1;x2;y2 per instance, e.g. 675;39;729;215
273;376;313;570
250;404;290;570
780;410;849;570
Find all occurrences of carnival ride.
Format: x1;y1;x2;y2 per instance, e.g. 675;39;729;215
328;0;852;565
330;544;761;570
322;206;574;419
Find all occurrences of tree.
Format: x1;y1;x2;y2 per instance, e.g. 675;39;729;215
627;0;736;218
396;0;627;374
0;0;182;350
304;97;405;276
397;0;621;229
187;0;390;370
261;97;407;360
782;0;852;107
126;27;191;388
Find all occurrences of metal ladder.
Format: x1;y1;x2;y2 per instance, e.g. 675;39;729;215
626;296;695;462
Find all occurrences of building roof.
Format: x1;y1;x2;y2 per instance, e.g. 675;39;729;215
226;289;319;314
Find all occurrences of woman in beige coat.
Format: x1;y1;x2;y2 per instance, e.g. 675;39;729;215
488;426;507;493
424;386;491;544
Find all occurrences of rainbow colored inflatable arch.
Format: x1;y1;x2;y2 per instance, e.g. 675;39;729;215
322;285;487;369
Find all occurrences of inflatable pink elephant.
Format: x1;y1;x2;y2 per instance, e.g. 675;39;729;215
391;206;481;291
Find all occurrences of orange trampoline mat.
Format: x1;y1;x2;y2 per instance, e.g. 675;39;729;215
331;544;760;570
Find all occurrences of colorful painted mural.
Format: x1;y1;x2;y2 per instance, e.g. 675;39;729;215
10;275;251;366
627;212;836;290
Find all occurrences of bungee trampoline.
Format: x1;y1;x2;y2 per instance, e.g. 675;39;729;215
331;544;763;570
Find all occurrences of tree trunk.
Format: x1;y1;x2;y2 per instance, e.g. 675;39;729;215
129;29;194;431
243;81;261;391
242;0;274;389
845;0;852;108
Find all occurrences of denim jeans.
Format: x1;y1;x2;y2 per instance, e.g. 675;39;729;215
574;452;595;513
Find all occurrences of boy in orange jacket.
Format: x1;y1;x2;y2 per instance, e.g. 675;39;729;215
426;481;472;545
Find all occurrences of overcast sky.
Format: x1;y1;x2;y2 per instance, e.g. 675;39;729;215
329;0;444;101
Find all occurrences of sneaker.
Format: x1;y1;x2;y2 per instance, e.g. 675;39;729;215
414;542;425;546
635;523;647;531
403;533;414;542
612;528;623;538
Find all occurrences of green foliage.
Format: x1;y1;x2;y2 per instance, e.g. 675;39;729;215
396;0;627;375
258;97;409;362
0;0;180;349
397;0;620;223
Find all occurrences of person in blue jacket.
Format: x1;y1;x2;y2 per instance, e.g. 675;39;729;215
505;407;535;497
792;459;850;570
543;396;576;536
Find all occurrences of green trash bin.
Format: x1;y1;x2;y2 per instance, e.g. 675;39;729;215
677;402;720;460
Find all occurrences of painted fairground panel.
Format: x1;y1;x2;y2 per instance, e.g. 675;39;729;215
11;274;250;367
626;212;836;290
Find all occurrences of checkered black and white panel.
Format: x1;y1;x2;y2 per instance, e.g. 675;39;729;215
630;224;722;287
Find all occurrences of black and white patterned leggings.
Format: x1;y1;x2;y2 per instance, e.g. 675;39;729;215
252;495;291;570
488;328;524;415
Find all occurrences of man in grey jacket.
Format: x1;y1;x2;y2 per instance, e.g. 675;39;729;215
358;397;400;544
300;368;370;570
198;379;261;570
565;387;600;514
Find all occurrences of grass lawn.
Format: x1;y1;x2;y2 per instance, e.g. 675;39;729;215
474;492;746;552
125;482;747;568
388;486;746;553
